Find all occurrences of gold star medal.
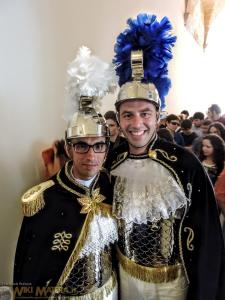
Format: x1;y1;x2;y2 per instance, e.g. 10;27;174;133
77;188;105;214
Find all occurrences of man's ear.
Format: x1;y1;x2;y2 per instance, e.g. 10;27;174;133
64;143;72;159
156;111;160;121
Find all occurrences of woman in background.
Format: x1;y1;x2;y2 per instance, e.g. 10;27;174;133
208;122;225;141
199;134;225;185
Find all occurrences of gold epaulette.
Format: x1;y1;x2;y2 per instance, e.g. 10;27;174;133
21;180;55;217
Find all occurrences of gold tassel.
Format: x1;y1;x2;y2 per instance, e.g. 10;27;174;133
22;194;45;217
21;180;55;217
117;247;183;283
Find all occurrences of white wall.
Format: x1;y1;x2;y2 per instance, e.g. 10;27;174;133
0;0;224;284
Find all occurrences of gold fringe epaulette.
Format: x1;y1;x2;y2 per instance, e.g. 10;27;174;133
117;247;183;283
21;180;55;217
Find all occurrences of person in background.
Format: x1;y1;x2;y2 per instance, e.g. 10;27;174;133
157;128;174;143
13;47;118;300
179;110;189;121
207;104;225;125
215;168;225;214
158;111;168;129
192;112;204;137
200;119;212;136
106;12;225;300
192;119;212;156
42;139;70;179
104;110;126;154
215;168;225;240
199;134;225;185
180;119;198;149
208;122;225;141
166;114;185;146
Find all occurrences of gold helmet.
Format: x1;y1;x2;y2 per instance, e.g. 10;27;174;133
65;46;117;141
113;13;176;111
116;50;160;110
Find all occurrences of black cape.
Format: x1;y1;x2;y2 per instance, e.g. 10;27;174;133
13;162;113;299
105;138;225;300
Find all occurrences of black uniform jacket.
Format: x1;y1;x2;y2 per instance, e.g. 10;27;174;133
105;137;225;300
13;162;113;299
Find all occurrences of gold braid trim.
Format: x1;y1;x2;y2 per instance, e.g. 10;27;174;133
154;149;178;162
184;227;194;251
117;247;183;283
111;152;128;170
52;271;117;300
178;205;190;284
51;204;112;297
21;180;55;217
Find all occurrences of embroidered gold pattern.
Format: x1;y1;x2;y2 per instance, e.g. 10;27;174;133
184;227;194;251
154;149;177;162
51;231;72;252
178;205;190;283
77;188;106;214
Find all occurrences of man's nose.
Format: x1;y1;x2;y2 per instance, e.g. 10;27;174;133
86;146;96;158
132;115;143;127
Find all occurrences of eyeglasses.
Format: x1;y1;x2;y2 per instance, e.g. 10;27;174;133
71;142;108;154
171;121;180;126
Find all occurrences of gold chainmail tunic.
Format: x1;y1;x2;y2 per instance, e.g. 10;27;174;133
57;246;112;296
118;217;181;267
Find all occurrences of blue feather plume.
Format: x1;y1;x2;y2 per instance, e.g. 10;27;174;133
113;13;177;109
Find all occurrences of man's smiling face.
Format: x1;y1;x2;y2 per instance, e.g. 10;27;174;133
118;100;158;155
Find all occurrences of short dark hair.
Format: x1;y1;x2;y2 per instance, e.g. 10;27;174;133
180;110;189;117
208;104;221;115
181;119;192;130
157;128;174;143
202;119;212;126
104;110;119;125
193;112;204;120
166;114;179;123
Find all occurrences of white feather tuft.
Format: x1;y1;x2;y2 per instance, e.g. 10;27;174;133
64;46;118;121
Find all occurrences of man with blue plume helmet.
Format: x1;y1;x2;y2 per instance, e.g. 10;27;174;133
105;13;225;300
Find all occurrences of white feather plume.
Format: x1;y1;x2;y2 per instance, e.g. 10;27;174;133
64;46;118;121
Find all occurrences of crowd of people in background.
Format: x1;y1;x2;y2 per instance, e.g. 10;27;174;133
158;104;225;240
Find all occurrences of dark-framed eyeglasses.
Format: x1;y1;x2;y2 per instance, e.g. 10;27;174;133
71;142;108;154
171;121;180;126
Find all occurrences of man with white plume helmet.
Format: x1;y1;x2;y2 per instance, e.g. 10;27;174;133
13;46;118;300
105;13;225;300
